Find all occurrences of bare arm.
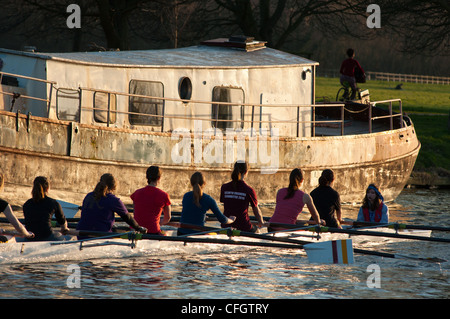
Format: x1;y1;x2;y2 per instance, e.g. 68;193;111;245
161;205;172;225
303;193;325;226
252;205;264;228
3;205;34;238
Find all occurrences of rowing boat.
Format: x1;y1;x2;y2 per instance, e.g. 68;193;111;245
0;232;271;265
0;226;359;265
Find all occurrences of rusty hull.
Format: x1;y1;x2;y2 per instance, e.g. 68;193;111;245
0;110;420;204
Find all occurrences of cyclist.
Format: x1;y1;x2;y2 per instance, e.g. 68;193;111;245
339;48;365;100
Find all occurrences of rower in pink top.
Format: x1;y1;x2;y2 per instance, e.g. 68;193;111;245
269;168;325;231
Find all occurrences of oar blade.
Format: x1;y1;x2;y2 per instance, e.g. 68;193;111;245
304;239;354;264
56;200;80;218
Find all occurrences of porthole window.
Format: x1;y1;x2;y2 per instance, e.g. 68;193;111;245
179;77;192;102
301;70;307;80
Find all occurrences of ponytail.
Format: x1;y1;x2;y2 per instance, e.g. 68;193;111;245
318;169;334;187
284;168;303;199
32;176;49;202
231;161;248;190
190;172;205;208
93;173;117;200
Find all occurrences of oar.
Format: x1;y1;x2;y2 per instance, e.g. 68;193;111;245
170;222;355;264
218;225;448;263
312;226;450;243
267;222;450;243
350;221;450;232
75;229;309;251
172;223;447;264
56;200;80;218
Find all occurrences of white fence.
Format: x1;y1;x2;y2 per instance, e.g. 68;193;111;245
318;69;450;85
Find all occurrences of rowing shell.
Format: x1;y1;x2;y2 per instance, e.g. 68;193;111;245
0;229;356;265
0;234;261;265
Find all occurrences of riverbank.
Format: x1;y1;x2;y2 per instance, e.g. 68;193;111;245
316;77;450;188
406;113;450;188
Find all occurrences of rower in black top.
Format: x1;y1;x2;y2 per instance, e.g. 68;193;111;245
310;169;342;229
23;176;69;241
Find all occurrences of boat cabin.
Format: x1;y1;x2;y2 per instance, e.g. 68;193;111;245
0;42;318;138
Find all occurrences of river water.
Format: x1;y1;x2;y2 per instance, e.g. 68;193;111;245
0;188;448;305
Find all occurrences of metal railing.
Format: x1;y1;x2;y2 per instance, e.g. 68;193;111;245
0;71;56;114
1;71;406;138
370;99;403;133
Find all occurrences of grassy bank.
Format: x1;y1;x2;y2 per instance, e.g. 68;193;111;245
315;77;450;185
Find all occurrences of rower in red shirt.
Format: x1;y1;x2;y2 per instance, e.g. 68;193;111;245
131;166;171;235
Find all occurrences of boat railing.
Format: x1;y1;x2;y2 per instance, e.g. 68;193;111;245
369;99;403;133
0;71;56;114
80;86;350;138
0;71;406;138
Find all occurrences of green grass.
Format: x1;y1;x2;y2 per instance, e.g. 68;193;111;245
316;77;450;114
315;77;450;172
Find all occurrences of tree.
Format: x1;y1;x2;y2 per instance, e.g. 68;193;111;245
213;0;369;48
377;0;449;55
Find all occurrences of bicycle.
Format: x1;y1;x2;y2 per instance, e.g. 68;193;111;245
336;81;362;102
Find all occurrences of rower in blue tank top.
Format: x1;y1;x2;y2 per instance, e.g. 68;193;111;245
178;172;235;236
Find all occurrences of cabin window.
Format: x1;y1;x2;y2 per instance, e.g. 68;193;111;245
129;80;164;126
211;87;244;130
93;92;116;124
56;88;80;121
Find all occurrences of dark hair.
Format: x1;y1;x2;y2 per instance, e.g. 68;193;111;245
190;172;205;208
146;166;161;184
231;161;248;189
319;169;334;187
284;168;303;199
32;176;49;202
346;48;354;58
362;183;383;210
93;173;117;200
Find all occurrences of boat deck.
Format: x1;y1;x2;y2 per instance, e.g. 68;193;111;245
314;119;388;136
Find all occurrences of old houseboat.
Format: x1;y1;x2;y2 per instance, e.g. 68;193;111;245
0;39;420;204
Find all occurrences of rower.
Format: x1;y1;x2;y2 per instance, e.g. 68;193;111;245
23;176;69;241
268;168;325;232
178;172;235;236
76;173;146;238
220;161;264;233
310;169;342;229
356;184;389;223
131;166;171;235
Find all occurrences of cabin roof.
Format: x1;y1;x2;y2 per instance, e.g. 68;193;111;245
0;46;318;69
